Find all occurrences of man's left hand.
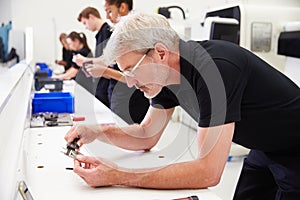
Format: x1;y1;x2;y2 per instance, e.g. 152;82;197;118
74;155;119;187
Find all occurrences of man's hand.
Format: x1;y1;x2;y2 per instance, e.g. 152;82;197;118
64;125;101;147
73;54;89;67
85;63;108;78
74;155;119;187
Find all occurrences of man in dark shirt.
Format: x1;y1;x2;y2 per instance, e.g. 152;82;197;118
65;13;300;199
77;7;111;107
77;4;149;124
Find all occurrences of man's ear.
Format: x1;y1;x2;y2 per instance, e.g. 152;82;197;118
119;2;129;15
88;14;93;20
154;43;169;61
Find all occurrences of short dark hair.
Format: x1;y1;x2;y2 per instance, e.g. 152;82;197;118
77;7;101;22
67;31;91;53
105;0;133;11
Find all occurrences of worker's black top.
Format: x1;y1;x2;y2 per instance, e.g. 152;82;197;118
151;39;300;152
94;22;112;107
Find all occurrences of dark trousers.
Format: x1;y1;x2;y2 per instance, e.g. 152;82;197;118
233;150;300;200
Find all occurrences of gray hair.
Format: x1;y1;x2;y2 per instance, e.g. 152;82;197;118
102;12;180;65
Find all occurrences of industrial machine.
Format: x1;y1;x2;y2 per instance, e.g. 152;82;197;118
200;0;300;73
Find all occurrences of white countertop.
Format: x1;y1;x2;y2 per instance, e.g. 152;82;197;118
24;82;222;200
0;62;28;112
25;127;221;200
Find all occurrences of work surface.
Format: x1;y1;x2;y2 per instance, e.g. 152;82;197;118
25;127;221;200
24;81;222;200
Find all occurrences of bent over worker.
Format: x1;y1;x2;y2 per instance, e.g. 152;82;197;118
65;13;300;200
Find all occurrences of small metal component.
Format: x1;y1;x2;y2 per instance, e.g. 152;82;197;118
82;60;93;77
61;137;82;159
31;112;73;128
61;148;81;159
43;112;58;121
67;137;80;150
46;121;58;127
30;115;45;127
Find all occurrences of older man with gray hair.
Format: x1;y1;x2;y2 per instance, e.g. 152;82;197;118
65;13;300;199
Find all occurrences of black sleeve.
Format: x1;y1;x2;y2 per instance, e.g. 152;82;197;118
63;49;73;70
72;62;80;69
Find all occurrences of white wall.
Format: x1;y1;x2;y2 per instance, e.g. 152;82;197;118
4;0;300;64
10;0;105;64
0;0;11;24
7;0;236;64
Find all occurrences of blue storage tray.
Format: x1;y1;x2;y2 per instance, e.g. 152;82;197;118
36;62;48;69
39;68;53;77
35;62;52;76
32;92;74;114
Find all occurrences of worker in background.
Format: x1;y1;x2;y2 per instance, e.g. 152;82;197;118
104;0;134;25
0;21;12;61
55;33;73;72
53;31;92;80
77;6;111;107
75;1;149;124
65;13;300;199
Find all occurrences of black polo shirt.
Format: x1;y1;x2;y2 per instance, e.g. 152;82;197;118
95;22;112;57
151;39;300;152
71;47;91;69
62;47;73;71
94;22;112;108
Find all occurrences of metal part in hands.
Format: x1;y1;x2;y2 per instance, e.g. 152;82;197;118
67;137;80;150
61;147;83;159
61;137;82;159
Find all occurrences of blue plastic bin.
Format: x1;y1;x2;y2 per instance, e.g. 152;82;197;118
40;68;53;77
36;62;48;69
36;62;52;77
32;92;74;114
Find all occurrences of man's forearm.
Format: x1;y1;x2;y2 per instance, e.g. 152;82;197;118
116;159;221;189
103;68;126;83
92;57;105;65
98;124;160;151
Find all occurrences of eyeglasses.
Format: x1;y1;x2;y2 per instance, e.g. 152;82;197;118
122;49;152;77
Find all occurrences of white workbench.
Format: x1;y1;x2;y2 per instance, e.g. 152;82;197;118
24;81;222;200
0;62;34;200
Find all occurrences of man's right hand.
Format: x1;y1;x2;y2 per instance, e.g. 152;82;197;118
73;54;89;67
64;125;101;147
